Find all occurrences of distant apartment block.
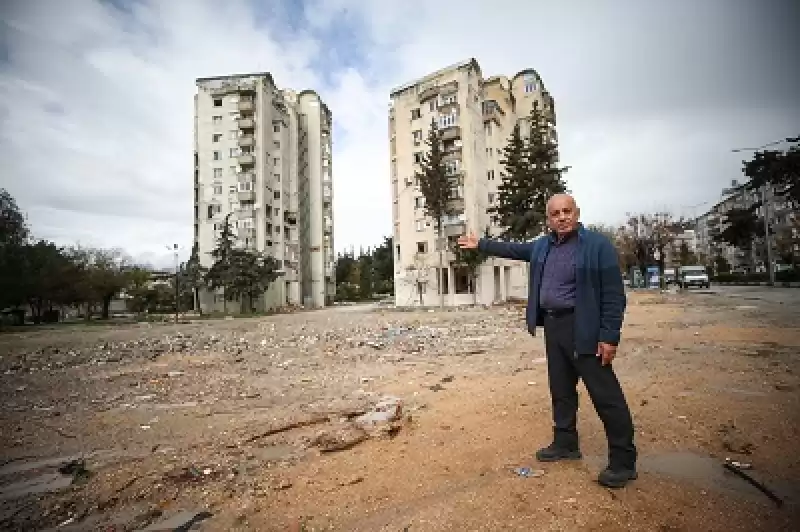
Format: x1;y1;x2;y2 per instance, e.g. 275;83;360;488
389;58;558;306
694;181;797;272
193;73;335;311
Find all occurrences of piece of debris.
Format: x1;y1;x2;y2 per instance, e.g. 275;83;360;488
723;461;783;507
338;475;364;486
58;459;92;484
718;423;755;455
311;424;369;453
441;375;455;383
137;510;213;531
724;457;752;470
428;384;445;392
513;467;545;478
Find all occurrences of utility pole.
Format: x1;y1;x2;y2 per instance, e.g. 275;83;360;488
167;244;180;324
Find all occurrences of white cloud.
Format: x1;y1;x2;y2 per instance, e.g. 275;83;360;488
1;0;798;268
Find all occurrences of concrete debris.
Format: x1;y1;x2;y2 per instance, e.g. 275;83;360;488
137;510;213;531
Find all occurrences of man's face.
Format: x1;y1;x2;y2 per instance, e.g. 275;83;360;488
547;196;579;236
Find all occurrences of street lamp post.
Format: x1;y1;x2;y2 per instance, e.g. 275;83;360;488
167;244;180;324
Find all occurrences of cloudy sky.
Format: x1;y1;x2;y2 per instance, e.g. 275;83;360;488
1;0;798;267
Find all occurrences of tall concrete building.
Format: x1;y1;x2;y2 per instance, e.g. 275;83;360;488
388;59;557;306
193;72;335;311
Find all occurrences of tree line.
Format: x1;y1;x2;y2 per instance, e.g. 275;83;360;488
0;189;282;325
412;100;569;305
333;237;394;301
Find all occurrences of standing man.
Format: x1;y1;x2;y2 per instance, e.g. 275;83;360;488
457;193;637;488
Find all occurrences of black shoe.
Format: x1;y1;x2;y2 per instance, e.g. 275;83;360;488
535;443;583;462
597;467;637;488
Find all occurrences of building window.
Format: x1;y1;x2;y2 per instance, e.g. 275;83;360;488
523;73;537;93
273;123;280;133
413;152;423;164
238;181;252;192
412;130;422;143
411;108;421;120
274;173;280;181
213;168;223;179
212;134;222;142
274;191;280;199
212;115;222;123
414;197;424;209
415;220;425;232
229;185;236;194
429;100;436;112
416;241;428;253
488;193;495;203
229;130;239;140
439;113;457;128
273;157;280;165
213;151;221;160
274;141;280;148
445;160;460;174
440;94;456;105
213;98;222;107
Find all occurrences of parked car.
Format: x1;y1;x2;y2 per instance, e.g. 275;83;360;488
678;265;710;289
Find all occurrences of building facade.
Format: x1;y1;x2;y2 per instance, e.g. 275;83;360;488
694;181;797;273
193;73;335;312
389;59;557;306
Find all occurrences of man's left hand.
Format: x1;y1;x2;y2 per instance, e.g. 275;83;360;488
596;342;617;366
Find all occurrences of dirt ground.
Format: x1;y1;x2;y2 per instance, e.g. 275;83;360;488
1;291;799;531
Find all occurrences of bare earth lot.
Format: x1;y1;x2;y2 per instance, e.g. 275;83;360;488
1;291;799;531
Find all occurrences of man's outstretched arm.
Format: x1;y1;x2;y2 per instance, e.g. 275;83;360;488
478;238;535;262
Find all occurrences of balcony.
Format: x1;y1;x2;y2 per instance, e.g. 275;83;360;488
238;190;255;202
238;99;254;112
238;117;255;129
237;153;255;166
418;85;438;102
483;106;503;124
447;197;465;212
323;184;332;200
238;227;256;241
237;207;255;219
441;126;461;141
238;135;254;147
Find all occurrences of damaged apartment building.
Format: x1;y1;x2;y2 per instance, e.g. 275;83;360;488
389;59;557;306
194;72;335;312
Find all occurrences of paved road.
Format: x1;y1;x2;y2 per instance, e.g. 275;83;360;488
689;285;800;307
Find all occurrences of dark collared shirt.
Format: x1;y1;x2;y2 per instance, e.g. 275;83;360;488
539;231;578;309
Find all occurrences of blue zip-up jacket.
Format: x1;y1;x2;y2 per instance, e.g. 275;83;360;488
478;224;626;354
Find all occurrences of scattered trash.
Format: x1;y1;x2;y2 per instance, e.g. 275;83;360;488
513;467;544;478
724;457;752;470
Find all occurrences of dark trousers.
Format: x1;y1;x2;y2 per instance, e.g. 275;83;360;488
543;311;637;469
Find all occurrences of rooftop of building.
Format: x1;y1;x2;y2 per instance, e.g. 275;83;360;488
195;71;276;85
